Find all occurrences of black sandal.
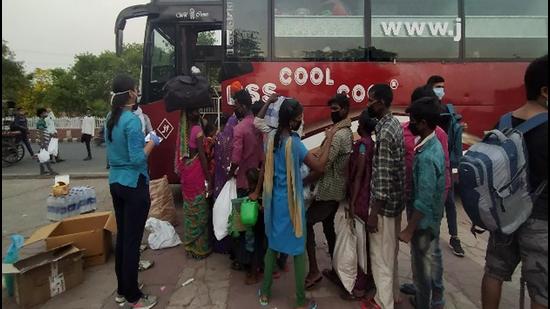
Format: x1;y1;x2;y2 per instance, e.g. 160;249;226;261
322;269;344;289
231;261;243;271
305;275;323;290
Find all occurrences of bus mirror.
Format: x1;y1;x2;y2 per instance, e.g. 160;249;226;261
116;29;124;56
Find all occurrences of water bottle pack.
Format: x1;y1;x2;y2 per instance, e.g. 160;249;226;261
46;186;97;221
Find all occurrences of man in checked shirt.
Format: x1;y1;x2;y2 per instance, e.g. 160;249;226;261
363;84;406;309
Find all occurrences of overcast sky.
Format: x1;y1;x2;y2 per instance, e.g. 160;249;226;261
2;0;149;72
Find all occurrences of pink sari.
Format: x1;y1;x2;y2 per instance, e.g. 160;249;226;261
177;124;211;259
177;125;206;201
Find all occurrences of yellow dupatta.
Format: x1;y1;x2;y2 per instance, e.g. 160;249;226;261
263;133;303;238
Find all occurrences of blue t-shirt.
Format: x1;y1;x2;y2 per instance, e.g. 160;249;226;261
106;110;149;188
267;134;309;256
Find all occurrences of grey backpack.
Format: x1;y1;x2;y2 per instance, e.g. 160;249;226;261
458;112;547;235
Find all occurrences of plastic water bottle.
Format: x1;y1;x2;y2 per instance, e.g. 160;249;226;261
68;193;77;217
52;196;62;221
80;187;88;213
84;186;97;213
61;196;67;220
47;195;56;221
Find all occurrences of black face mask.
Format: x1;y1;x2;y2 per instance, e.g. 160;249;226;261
409;122;421;136
291;121;302;132
367;105;378;119
331;111;344;124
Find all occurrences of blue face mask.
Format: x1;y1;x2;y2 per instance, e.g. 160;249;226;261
434;88;445;100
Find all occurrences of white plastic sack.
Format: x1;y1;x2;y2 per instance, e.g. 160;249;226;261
355;216;368;273
145;217;182;250
47;138;59;156
333;206;358;294
37;148;50;163
213;178;237;240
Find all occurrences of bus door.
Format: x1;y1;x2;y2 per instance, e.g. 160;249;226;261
179;24;224;128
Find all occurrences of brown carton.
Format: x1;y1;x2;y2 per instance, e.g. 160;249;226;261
24;211;117;267
2;244;84;308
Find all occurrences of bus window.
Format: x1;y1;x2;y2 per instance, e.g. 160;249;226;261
226;0;268;60
465;0;548;59
151;27;176;83
371;0;459;60
197;30;222;47
273;0;365;61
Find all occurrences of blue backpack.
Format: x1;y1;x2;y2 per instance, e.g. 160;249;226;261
441;104;464;168
458;112;548;235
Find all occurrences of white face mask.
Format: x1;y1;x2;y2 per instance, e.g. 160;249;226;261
433;88;445;100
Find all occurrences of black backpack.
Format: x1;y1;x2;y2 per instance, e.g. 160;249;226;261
163;75;212;112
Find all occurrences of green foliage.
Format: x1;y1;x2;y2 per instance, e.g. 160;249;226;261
2;40;30;102
197;31;216;46
6;42;143;116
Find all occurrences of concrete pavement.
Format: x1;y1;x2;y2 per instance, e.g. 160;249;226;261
2;142;108;178
1;178;527;309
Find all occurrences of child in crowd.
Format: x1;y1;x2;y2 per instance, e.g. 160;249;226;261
399;97;446;309
244;167;266;285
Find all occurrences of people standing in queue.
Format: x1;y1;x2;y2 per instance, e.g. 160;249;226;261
482;55;548;309
398;97;446;309
228;89;264;271
304;93;353;290
427;75;466;257
343;109;378;301
106;74;160;309
364;84;406;309
176;108;213;260
400;85;452;308
251;98;337;309
212;113;238;254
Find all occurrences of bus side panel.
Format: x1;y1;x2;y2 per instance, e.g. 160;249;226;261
141;100;181;184
220;62;528;139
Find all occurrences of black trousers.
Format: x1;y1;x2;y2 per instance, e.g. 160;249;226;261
81;134;92;157
20;132;34;156
306;200;339;259
110;175;150;303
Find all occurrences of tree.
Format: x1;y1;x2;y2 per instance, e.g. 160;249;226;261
2;40;30;101
19;68;54;114
197;31;217;46
12;43;143;116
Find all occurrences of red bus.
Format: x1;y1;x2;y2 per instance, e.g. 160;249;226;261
115;0;548;184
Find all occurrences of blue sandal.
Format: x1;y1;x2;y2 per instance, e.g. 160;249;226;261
297;299;318;309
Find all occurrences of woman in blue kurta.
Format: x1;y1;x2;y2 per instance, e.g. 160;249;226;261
251;99;337;309
106;75;161;309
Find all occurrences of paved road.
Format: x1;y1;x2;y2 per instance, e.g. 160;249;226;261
2;142;108;177
1;178;528;309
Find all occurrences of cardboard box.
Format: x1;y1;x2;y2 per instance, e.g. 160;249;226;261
2;244;84;308
25;211;117;267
